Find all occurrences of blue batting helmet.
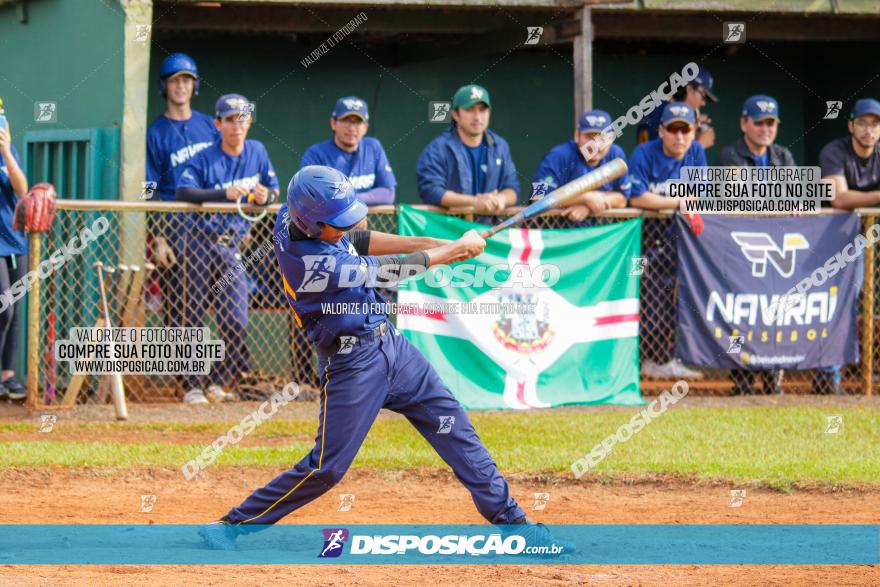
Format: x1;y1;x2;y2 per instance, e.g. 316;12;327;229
287;166;367;238
159;53;199;96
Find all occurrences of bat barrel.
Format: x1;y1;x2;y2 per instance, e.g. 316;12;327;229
544;157;627;207
479;157;628;239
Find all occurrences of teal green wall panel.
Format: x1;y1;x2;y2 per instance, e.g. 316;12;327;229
0;0;125;164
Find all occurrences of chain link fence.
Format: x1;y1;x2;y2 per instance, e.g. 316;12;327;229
28;202;875;407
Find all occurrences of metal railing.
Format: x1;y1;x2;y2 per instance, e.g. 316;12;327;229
23;201;876;409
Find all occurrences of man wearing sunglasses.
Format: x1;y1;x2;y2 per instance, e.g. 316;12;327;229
718;95;792;396
533;109;630;223
637;66;718;151
629;102;706;380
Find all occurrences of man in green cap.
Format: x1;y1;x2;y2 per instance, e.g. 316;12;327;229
416;84;519;217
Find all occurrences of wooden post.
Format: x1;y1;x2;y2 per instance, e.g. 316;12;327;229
25;233;42;412
573;6;593;121
862;214;875;396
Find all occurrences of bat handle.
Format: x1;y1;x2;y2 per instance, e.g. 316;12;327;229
479;226;500;239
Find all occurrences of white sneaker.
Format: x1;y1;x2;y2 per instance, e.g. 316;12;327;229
206;385;236;403
641;360;673;379
183;388;210;405
641;359;704;380
667;358;704;379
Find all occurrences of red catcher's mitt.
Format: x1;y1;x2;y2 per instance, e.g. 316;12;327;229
13;182;57;233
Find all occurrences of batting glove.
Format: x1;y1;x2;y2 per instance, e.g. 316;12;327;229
687;212;704;236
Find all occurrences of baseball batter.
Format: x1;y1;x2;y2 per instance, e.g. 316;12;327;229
200;165;571;554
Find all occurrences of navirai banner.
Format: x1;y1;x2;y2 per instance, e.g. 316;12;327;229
676;214;861;370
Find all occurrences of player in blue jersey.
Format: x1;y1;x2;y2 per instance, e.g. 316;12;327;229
0;99;29;401
199;166;573;555
176;93;279;405
145;54;219;403
533;109;630;223
629;102;705;381
301;96;396;205
146;54;218;203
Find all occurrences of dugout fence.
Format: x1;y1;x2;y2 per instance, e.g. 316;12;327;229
23;202;876;408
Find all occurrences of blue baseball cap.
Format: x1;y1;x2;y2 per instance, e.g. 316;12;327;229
332;96;369;121
851;98;880;120
693;66;718;102
661;102;697;127
215;94;251;118
578;110;612;133
742;95;780;121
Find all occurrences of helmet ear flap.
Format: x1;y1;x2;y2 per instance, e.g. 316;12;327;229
292;213;320;238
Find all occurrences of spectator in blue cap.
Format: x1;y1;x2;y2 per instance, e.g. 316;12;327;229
301;96;396;206
720;95;795;170
174;92;279;405
533;109;630;222
719;95;793;396
637;65;718;150
825;98;880;210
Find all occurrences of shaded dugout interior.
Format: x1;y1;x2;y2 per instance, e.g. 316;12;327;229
147;4;880;203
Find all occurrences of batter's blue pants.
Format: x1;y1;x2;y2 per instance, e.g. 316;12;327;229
225;324;526;527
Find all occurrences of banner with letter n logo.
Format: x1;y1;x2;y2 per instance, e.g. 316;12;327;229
676;214;861;370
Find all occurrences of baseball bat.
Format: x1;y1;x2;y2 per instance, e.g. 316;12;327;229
479;157;628;239
44;312;56;405
95;262;128;420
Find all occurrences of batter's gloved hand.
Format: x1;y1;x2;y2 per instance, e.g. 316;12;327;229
154;236;177;269
13;182;57;233
687;212;704;236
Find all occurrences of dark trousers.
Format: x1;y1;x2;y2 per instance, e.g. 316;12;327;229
182;233;252;389
226;324;525;527
0;254;25;371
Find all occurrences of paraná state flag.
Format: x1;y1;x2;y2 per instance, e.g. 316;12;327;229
397;205;644;409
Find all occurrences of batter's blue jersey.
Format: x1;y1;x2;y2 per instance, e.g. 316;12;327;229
628;137;707;198
300;137;396;195
534;141;632;198
274;205;388;350
178;139;279;238
0;145;26;256
146;111;218;201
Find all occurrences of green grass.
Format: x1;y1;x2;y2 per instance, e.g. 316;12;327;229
2;406;878;489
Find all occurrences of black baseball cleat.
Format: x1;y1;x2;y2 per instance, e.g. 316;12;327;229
505;516;576;557
199;520;238;551
2;377;26;401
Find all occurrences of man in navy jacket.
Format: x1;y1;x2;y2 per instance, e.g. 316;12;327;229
417;84;519;217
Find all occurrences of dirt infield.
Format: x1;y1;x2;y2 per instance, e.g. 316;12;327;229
0;467;876;586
